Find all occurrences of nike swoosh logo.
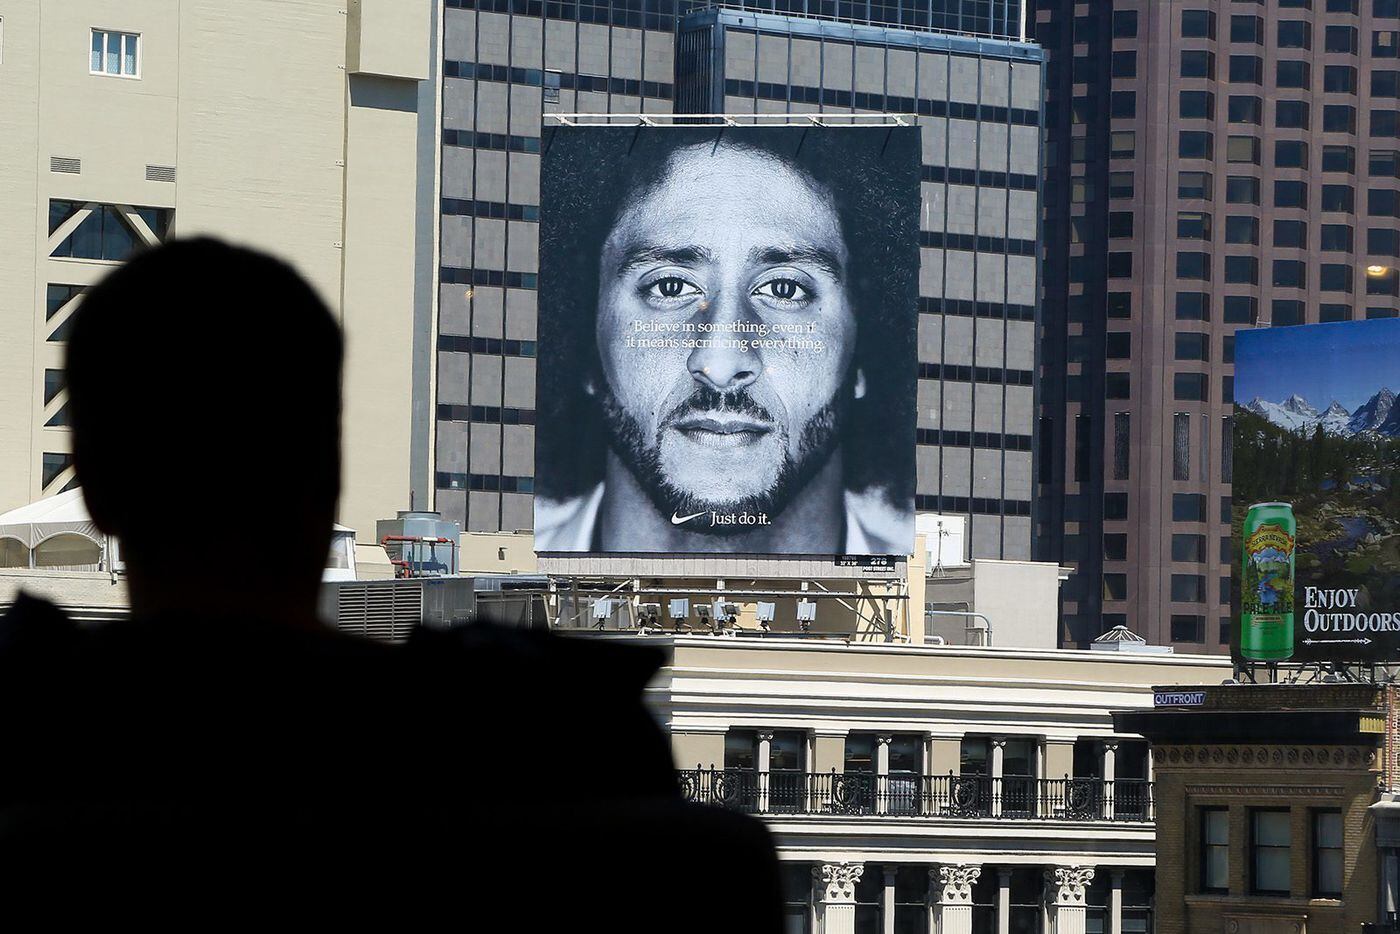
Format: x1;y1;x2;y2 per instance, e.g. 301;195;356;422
671;510;708;525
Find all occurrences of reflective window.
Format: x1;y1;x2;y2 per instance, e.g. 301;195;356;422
1278;20;1311;49
1181;50;1215;78
1179;171;1213;199
1252;810;1292;895
1325;65;1358;93
1313;811;1344;897
1231;15;1263;43
1275;140;1309;168
1182;9;1216;38
1276;60;1310;88
90;29;139;77
1323;145;1356;173
1275;101;1309;130
1226;176;1261;204
1275;219;1309;248
1180;90;1215;119
1229;95;1263;124
1202;808;1230;893
1225;215;1260;244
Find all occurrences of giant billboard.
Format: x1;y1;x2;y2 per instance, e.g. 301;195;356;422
1231;319;1400;663
534;126;919;556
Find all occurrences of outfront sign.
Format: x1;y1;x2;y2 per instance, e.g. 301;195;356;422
1153;691;1206;708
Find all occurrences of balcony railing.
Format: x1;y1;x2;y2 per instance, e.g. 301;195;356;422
677;769;1154;822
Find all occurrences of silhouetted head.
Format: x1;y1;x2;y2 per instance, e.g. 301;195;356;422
67;238;342;610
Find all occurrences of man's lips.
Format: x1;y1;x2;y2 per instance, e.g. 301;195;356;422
670;414;774;436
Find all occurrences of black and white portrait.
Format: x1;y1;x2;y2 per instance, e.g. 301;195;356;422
534;126;918;555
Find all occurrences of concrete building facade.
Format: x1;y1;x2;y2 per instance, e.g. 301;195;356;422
0;0;436;542
1033;0;1400;651
648;633;1230;933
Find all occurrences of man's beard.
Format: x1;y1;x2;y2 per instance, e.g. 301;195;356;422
596;382;844;536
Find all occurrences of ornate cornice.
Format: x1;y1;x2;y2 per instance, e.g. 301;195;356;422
1185;784;1345;797
816;863;864;903
1155;744;1375;770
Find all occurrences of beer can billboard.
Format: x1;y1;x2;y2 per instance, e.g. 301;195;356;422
1230;319;1400;664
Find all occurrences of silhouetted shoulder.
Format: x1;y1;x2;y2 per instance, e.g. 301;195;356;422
404;624;678;798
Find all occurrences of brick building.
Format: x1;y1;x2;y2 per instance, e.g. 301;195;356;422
1117;683;1396;933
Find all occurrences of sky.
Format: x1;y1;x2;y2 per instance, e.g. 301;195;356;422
1233;318;1400;411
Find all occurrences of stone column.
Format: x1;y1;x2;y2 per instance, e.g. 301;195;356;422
876;734;893;814
1101;742;1118;820
1145;746;1155;820
757;730;774;813
882;866;897;934
1044;867;1095;934
1108;870;1123;934
991;737;1007;817
817;863;864;934
932;864;982;934
996;868;1013;934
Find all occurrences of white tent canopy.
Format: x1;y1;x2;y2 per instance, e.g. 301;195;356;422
0;488;107;570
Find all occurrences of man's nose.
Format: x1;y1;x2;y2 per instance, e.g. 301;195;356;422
687;291;761;393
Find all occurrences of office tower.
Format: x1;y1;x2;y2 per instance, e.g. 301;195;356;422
1035;0;1400;649
434;0;1045;560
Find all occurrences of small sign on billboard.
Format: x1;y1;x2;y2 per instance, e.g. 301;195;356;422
1153;691;1206;708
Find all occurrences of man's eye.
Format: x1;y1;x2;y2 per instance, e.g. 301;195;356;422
752;279;808;302
647;277;701;299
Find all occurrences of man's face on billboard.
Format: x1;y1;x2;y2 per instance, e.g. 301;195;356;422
593;144;858;526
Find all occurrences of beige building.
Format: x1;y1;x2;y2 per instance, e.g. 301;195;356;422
0;0;435;542
634;633;1231;934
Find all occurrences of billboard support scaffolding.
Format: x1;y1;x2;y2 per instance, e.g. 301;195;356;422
545;113;915;128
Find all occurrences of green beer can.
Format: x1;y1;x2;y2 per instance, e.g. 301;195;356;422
1240;502;1297;661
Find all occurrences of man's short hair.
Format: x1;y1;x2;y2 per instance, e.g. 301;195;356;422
66;238;342;547
537;126;918;510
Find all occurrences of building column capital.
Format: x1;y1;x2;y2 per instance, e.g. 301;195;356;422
817;863;865;904
991;736;1009;748
934;864;983;904
877;734;895;746
756;730;776;743
1045;866;1096;907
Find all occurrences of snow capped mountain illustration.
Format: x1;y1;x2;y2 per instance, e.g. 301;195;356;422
1246;387;1399;438
1347;387;1396;435
1245;395;1320;433
1319;401;1352;435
